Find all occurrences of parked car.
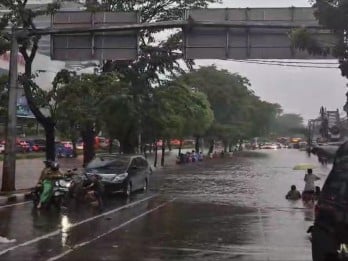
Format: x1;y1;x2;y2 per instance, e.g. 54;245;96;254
17;140;30;152
260;143;280;150
85;154;151;196
61;141;73;149
310;141;348;261
25;140;40;152
0;144;4;154
76;141;84;150
0;140;29;153
33;139;46;151
95;137;109;149
55;142;74;158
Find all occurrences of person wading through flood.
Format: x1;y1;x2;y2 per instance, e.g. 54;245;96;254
286;185;301;200
302;168;320;200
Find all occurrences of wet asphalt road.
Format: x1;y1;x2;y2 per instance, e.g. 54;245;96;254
0;149;331;261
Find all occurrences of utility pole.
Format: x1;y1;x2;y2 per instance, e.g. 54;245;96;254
1;28;18;192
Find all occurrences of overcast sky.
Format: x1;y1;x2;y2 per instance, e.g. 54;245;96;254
196;0;347;122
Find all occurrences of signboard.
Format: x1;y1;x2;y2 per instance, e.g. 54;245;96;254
16;96;35;119
51;11;139;61
184;8;334;60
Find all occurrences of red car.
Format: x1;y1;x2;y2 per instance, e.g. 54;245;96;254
25;140;41;152
17;140;30;152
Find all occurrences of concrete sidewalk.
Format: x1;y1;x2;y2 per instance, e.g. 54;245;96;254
0;151;179;205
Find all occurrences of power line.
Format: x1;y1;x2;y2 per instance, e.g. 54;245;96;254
231;59;339;69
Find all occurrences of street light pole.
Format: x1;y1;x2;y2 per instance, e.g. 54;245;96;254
1;28;18;192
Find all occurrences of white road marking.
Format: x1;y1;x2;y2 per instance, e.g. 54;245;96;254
0;201;31;209
0;194;158;256
148;246;267;256
48;198;175;261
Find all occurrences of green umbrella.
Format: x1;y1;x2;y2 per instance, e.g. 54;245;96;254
293;163;316;170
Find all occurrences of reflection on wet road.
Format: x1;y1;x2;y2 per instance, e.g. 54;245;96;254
0;149;329;260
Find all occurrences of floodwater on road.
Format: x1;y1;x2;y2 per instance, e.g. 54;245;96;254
0;149;330;260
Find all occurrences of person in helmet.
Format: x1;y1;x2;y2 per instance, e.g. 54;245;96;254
37;160;54;186
37;161;64;209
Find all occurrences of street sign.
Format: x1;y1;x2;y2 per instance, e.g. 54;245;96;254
51;11;139;61
184;8;334;60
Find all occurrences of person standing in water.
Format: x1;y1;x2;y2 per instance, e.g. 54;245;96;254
302;168;320;200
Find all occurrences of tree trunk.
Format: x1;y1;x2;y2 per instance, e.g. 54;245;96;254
239;140;243;151
108;138;113;153
81;127;95;167
208;139;215;154
178;139;183;156
120;140;135;154
167;140;172;151
43;121;55;161
72;139;77;158
20;48;57;162
195;136;200;153
161;139;165;167
120;130;136;154
154;142;158;167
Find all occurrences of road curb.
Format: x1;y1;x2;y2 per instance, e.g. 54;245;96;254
0;191;32;206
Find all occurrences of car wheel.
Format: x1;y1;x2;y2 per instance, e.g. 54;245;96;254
143;179;148;192
312;226;338;261
124;182;132;197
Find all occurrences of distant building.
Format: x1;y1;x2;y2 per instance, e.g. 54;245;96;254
308;107;345;144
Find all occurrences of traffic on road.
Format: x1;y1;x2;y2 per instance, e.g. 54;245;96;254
0;149;331;261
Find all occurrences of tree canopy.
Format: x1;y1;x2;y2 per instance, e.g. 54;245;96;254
291;1;348;77
175;66;281;150
271;113;305;136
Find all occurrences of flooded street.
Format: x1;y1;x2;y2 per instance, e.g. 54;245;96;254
0;149;330;260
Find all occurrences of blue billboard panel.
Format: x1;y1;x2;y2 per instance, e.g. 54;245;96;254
17;96;35;119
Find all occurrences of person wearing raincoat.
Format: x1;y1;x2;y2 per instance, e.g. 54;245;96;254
37;161;64;209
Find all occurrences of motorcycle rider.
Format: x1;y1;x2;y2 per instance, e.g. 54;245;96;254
37;160;52;186
37;161;64;209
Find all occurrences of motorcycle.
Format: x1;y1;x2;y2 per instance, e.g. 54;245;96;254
32;175;74;210
68;173;104;209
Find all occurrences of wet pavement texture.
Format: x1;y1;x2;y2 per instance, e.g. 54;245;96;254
0;149;330;260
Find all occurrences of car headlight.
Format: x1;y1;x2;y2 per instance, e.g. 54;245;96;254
113;173;128;182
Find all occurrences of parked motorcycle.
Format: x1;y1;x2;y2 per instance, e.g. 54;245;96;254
68;173;104;209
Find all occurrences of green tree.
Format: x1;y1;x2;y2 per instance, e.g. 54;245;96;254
142;82;213;165
0;1;60;160
290;1;348;76
176;66;280;152
54;71;122;165
185;91;214;153
272;113;305;136
89;0;218;153
99;86;138;154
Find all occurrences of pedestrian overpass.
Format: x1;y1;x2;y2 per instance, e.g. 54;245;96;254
45;7;334;61
183;7;334;60
1;6;335;62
